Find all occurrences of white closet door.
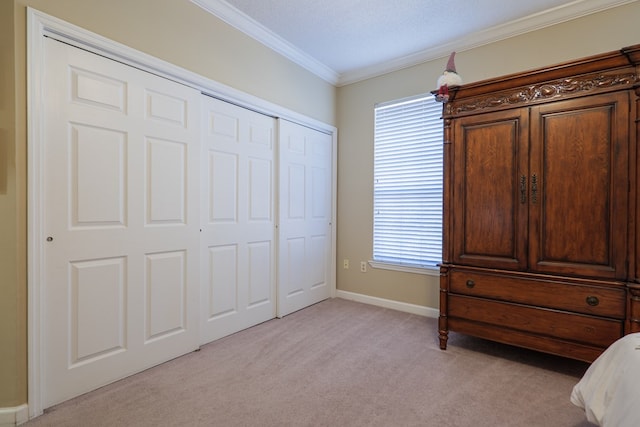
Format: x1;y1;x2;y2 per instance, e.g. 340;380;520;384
42;38;201;408
278;119;333;316
200;96;277;344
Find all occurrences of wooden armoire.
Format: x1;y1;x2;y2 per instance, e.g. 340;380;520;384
438;44;640;362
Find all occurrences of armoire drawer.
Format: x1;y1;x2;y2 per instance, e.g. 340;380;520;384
448;295;623;347
449;270;625;319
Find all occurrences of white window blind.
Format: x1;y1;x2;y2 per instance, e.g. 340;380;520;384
373;95;443;269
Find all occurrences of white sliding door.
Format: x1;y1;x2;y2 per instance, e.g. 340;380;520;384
41;38;201;408
200;96;277;343
278;120;334;316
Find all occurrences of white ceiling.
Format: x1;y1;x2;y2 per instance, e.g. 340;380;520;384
191;0;635;86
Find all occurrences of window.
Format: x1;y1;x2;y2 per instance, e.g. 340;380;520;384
373;95;443;272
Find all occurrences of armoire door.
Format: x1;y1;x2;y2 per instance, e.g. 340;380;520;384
42;38;201;407
528;92;630;279
200;95;277;343
452;108;529;271
278;119;334;316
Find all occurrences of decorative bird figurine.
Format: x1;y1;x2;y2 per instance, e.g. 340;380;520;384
436;52;463;102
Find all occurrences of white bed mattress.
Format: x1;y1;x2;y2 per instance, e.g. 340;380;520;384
571;333;640;427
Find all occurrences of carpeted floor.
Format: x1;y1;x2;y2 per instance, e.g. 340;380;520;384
24;298;596;426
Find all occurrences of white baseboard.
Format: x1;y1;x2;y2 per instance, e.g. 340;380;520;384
0;405;29;427
336;290;439;318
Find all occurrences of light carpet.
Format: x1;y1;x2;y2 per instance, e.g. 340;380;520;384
24;298;596;426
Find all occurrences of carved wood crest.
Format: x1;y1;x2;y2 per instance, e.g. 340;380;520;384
446;71;638;115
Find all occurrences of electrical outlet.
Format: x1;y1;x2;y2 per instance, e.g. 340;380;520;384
360;261;367;272
343;259;349;269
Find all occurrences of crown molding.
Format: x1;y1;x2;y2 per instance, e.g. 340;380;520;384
190;0;340;85
338;0;638;86
192;0;636;88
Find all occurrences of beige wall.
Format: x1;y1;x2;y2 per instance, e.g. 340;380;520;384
0;0;25;409
1;0;336;409
335;1;640;308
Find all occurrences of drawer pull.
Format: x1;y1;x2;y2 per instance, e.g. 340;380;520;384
586;296;599;306
466;280;475;289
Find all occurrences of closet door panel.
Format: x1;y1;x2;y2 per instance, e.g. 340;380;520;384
42;38;201;408
200;96;276;343
278;120;333;316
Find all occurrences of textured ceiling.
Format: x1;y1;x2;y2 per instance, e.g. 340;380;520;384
194;0;635;85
